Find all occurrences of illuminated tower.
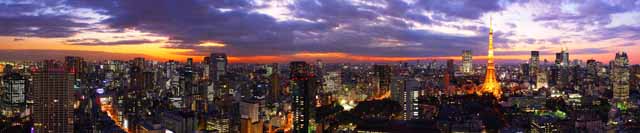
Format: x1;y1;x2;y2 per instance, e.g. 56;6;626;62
480;17;501;98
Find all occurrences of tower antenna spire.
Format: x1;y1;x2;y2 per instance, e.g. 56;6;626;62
480;15;501;99
490;16;493;33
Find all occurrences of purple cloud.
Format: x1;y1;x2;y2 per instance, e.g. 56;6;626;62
65;38;161;46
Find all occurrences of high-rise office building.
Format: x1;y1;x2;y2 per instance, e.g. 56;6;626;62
270;63;281;102
462;50;473;75
554;49;570;87
65;56;84;75
400;79;420;120
529;51;540;89
374;65;391;99
445;60;455;89
133;57;146;71
446;59;455;76
521;63;530;82
183;58;195;95
586;59;598;77
240;100;262;133
65;56;84;93
210;53;227;81
31;60;75;132
631;65;640;92
290;61;316;133
612;52;630;104
555;48;569;67
536;69;548;90
1;72;27;117
549;65;559;86
203;56;210;80
315;59;324;76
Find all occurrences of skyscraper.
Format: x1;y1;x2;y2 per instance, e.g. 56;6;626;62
529;51;539;89
462;50;473;75
203;56;210;80
554;49;570;87
183;58;195;95
65;56;84;92
374;65;391;99
612;52;630;105
480;17;501;98
631;65;640;92
555;48;569;67
290;61;316;133
31;60;75;132
536;69;548;90
133;57;146;71
445;60;455;89
210;53;227;81
1;72;27;117
270;63;281;102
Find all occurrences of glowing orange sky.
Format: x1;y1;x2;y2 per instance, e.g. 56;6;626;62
1;36;637;64
1;0;639;65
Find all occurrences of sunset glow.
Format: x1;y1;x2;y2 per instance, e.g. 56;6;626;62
0;0;638;64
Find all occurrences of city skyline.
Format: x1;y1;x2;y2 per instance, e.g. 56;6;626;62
3;0;640;132
1;0;640;63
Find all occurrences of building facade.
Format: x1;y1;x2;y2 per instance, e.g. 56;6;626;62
31;61;75;132
612;52;630;104
209;53;227;81
290;61;316;133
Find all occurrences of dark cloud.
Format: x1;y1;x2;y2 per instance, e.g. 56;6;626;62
60;0;514;58
207;0;254;9
0;3;41;15
13;38;25;41
0;0;629;61
0;15;88;38
405;13;432;24
0;49;155;61
417;0;504;19
495;47;610;56
533;0;639;27
615;43;636;47
0;0;90;38
65;38;160;45
571;48;610;54
588;25;640;41
506;23;517;29
290;0;380;24
69;0;485;57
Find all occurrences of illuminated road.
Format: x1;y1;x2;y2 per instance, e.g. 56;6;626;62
269;112;293;133
98;97;130;133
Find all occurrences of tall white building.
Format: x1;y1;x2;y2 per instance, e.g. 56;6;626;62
612;52;630;104
462;50;473;75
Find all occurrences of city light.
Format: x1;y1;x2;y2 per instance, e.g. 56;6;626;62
0;1;639;133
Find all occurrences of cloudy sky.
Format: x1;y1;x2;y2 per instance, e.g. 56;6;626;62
1;0;639;63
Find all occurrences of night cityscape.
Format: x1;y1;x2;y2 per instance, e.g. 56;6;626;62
2;0;640;133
